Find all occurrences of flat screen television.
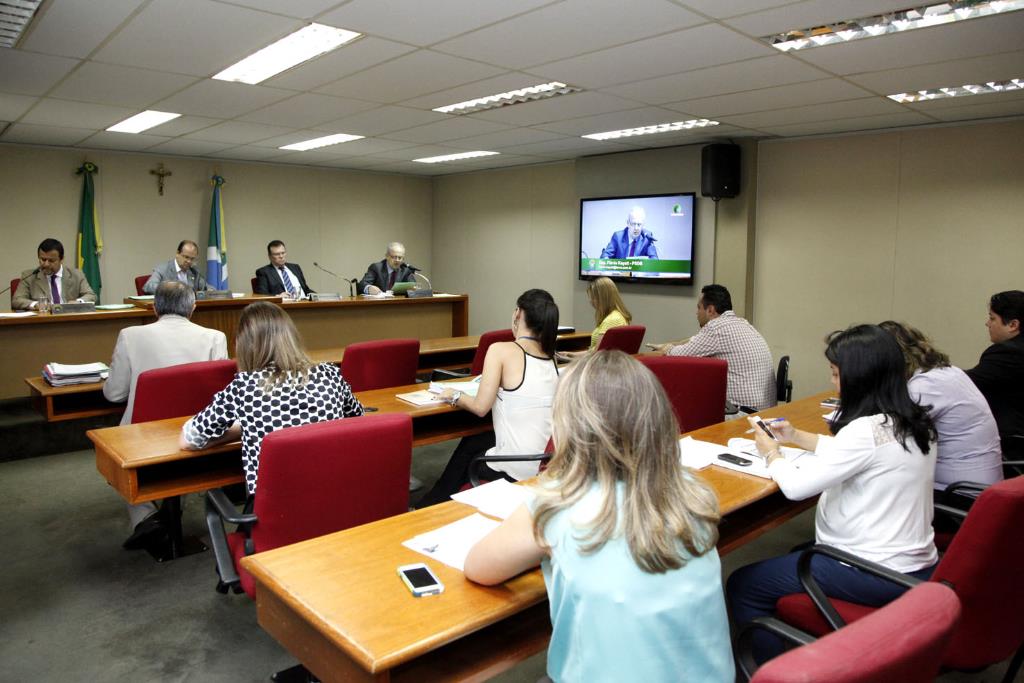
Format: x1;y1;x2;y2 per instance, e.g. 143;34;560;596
579;192;695;284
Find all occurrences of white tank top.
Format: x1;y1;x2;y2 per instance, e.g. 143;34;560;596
488;344;559;481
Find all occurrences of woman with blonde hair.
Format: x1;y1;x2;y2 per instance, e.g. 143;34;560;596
586;276;631;349
464;351;732;682
180;301;363;495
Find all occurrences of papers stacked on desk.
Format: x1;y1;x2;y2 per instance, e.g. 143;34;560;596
451;479;532;520
0;311;36;318
43;362;109;386
403;513;500;571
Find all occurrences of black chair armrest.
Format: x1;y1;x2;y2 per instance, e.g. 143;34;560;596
943;480;988;498
796;544;922;631
934;502;968;522
204;489;258;593
207;488;257;525
736;616;816;681
469;453;550;487
430;368;471;381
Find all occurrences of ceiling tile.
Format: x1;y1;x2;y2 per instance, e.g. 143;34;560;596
239;93;378;128
315;50;505;103
20;0;145;59
601;55;829;104
315;137;418;156
442;127;567;150
720;97;909;128
221;0;345;19
847;50;1024;95
77;131;168;150
382;117;511;144
677;0;791;19
665;78;874;117
368;144;465;161
184;121;296;144
147;138;235;156
216;145;294;161
263;37;417;92
468;92;639;126
494;136;638;158
249;130;344;148
533;106;691;136
142;115;222;137
0;94;38;121
755;111;936;136
49;63;198;108
92;0;302;76
0;123;94;146
320;105;449;136
924;97;1024;122
0;50;80;96
434;0;705;69
793;13;1024;76
724;1;925;37
21;98;135;129
906;89;1024;112
319;0;554;45
153;80;293;119
527;23;774;89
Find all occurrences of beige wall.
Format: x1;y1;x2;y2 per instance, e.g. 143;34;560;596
0;144;432;306
754;119;1024;398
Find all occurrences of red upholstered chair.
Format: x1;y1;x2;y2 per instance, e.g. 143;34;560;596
10;278;20;306
773;476;1024;683
636;355;727;432
341;338;420;391
205;413;412;597
250;276;258;293
596;325;646;354
131;359;238;423
134;275;149;295
431;328;515;381
740;582;960;683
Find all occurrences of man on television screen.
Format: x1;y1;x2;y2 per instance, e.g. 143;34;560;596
600;206;658;259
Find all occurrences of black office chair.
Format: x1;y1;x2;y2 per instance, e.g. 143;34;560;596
776;355;793;403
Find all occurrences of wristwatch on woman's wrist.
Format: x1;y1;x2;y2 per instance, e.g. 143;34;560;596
449;390;462;407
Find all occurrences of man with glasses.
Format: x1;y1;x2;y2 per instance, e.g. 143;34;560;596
12;237;97;309
601;206;659;259
142;240;208;294
254;240;314;299
360;241;417;295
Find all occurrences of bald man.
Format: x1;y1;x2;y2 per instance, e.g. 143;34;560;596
601;206;659;259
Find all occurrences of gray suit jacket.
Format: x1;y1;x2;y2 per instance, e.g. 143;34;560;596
103;314;229;424
12;266;97;310
143;259;208;294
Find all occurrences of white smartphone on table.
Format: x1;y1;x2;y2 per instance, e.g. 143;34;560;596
398;563;444;597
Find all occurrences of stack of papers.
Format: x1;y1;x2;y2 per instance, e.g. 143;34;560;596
427;378;480;397
395;390;447;406
0;311;36;318
451;479;532;520
402;513;500;570
43;362;109;386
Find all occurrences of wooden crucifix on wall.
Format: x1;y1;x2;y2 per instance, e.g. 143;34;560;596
150;163;172;196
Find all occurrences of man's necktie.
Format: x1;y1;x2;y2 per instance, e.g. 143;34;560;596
280;267;297;298
388;269;397;290
628;239;637;257
50;274;61;304
177;270;188;284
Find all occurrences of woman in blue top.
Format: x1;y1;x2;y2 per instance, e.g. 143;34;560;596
464;351;733;682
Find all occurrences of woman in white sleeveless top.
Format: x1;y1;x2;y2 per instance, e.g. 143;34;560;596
417;289;560;507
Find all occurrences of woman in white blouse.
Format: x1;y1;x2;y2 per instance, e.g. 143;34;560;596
727;324;938;664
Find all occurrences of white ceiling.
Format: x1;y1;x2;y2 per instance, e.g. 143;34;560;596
1;0;1022;175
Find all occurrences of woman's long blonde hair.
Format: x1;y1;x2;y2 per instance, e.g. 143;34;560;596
587;276;632;326
235;301;313;391
532;351;720;573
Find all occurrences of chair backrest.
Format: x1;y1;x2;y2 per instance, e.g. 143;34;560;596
9;278;19;306
597;325;646;354
341;338;420;392
133;275;149;296
930;475;1024;670
250;276;258;293
751;582;959;683
636;355;728;432
252;413;412;551
776;355;792;403
131;359;238;423
471;329;515;375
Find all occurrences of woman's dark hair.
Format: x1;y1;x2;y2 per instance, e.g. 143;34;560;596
517;288;559;357
824;324;934;454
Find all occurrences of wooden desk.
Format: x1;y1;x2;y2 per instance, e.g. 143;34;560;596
240;392;832;682
88;382;490;505
24;376;123;422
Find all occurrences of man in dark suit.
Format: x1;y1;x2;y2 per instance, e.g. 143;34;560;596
601;206;658;259
967;290;1024;457
12;237;97;310
142;240;208;294
360;241;416;294
254;240;314;299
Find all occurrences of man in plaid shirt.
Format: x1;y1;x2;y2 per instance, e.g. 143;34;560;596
656;284;776;412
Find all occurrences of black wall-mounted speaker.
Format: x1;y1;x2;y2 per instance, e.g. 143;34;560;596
701;144;741;200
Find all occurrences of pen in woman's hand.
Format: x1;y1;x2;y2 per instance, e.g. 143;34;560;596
744;417;785;434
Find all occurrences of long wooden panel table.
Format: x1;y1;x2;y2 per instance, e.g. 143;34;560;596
239;392;832;682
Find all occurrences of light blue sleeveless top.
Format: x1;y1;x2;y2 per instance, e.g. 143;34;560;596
537;482;733;682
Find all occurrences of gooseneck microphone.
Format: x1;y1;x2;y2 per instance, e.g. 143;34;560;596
313;262;357;297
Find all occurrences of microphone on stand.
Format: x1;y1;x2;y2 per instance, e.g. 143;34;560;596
312;262;353;299
405;265;433;298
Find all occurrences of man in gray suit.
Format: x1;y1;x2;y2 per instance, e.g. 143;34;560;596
142;240;208;294
103;281;228;548
12;238;97;310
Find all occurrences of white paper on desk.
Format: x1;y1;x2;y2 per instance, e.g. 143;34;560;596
677;436;723;470
402;513;500;571
428;379;480;398
718;438;812;478
48;361;110;375
0;311;36;318
451;479;532;520
395;389;446;406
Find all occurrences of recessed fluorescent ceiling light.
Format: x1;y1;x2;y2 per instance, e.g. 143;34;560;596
433;82;583;115
889;78;1024;103
279;133;364;151
106;110;181;134
764;0;1024;52
0;0;43;48
413;151;500;164
213;23;361;85
582;119;719;141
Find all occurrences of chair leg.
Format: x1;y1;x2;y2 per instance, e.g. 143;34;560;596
1000;642;1024;683
271;663;318;682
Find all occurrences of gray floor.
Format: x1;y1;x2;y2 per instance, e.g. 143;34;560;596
0;445;1017;682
